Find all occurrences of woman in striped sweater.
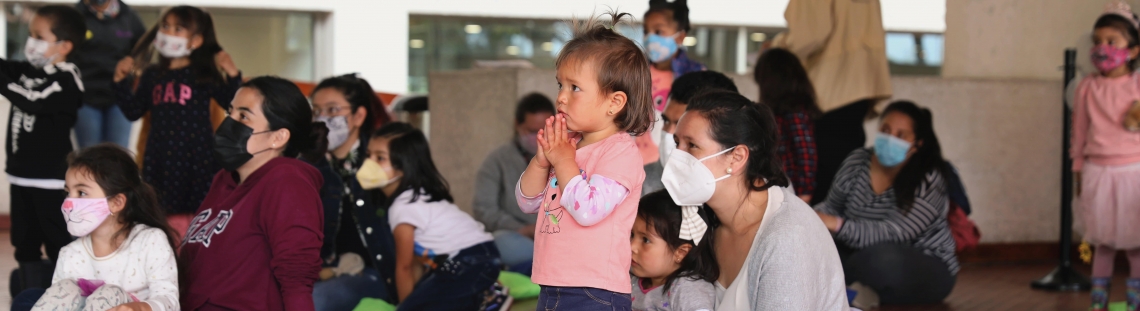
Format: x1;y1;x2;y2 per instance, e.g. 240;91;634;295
814;101;957;305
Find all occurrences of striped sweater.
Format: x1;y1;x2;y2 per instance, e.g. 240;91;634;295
814;148;959;274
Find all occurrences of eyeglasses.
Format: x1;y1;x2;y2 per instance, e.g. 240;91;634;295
313;105;352;117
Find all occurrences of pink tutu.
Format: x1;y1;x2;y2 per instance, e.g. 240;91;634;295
1080;162;1140;249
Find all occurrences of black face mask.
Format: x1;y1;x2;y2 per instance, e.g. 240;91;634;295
213;118;272;171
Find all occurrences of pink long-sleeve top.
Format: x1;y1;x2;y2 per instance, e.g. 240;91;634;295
1071;73;1140;172
514;132;645;294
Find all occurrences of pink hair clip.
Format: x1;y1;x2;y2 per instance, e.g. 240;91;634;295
1105;0;1140;29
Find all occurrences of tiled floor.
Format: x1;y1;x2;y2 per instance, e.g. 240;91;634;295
0;229;1125;311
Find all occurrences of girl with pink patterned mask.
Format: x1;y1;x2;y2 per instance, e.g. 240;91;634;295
1074;2;1140;311
20;144;181;311
1092;3;1140;76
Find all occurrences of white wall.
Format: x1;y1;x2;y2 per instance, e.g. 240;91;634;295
18;0;945;94
943;0;1140;80
0;0;945;214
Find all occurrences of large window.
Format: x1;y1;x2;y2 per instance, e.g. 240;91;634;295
408;16;625;94
408;15;783;93
4;3;316;82
408;15;945;93
886;32;943;75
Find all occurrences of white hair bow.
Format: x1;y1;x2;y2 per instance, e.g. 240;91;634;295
679;205;708;246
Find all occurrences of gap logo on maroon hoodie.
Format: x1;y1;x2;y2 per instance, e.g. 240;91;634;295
180;157;324;311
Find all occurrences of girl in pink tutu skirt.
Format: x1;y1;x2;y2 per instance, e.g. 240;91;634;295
1073;2;1140;310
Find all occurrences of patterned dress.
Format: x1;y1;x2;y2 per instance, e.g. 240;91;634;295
115;67;242;214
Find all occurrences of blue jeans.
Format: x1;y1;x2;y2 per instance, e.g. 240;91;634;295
313;268;388;311
398;242;501;311
75;104;132;148
492;230;534;267
12;288;45;311
537;286;632;311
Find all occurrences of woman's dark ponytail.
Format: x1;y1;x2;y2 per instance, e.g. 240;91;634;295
300;122;330;163
242;76;321;158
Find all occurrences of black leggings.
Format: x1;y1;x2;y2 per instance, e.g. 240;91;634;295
811;100;874;205
10;185;70;262
840;243;956;305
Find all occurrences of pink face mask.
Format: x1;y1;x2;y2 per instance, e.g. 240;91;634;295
61;198;112;237
1092;45;1132;73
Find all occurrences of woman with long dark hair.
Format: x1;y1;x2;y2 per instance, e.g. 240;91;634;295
180;76;324;311
664;90;847;310
755;48;823;203
814;101;957;305
307;74;398;311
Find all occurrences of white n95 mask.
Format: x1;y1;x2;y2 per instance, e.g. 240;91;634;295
660;147;735;207
659;131;676;165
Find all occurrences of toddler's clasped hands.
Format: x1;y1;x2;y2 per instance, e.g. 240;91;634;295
534;114;576;170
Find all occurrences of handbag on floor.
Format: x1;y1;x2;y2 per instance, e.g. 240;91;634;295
945;163;981;252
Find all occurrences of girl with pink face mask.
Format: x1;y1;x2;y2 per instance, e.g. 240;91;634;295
1072;2;1140;310
16;144;180;311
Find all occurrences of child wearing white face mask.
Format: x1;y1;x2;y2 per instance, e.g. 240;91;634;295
19;144;180;311
112;6;241;236
1;5;88;291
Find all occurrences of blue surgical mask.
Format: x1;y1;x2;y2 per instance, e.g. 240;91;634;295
645;33;679;63
873;133;912;168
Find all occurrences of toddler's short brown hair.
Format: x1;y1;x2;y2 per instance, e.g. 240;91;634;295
555;12;653;136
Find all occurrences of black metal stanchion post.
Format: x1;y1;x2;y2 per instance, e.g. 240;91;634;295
1031;49;1090;291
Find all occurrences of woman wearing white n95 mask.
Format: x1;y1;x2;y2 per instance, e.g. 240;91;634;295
661;90;849;310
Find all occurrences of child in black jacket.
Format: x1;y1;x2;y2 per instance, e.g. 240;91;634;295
0;5;87;289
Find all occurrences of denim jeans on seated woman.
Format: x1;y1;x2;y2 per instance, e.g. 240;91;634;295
492;230;533;268
12;288;45;311
537;286;632;311
313;268;388;311
397;241;501;311
75;104;132;148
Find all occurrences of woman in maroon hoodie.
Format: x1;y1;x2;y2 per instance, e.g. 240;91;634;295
180;76;325;311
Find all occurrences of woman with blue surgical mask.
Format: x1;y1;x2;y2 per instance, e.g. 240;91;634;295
661;90;848;310
814;101;958;306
